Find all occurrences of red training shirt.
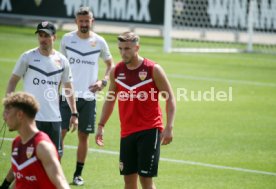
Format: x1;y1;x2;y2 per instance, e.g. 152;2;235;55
114;58;163;137
11;131;58;189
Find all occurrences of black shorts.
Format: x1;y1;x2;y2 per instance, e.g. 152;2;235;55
36;121;62;157
60;96;96;134
119;128;161;177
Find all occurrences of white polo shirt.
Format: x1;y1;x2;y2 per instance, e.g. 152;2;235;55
13;48;73;121
60;30;112;99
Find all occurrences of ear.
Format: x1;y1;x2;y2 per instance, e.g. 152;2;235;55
16;110;24;120
135;45;140;52
53;34;57;41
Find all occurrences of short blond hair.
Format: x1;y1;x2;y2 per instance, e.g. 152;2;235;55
118;31;140;43
3;92;39;118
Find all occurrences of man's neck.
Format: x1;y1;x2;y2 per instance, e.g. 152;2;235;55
18;122;39;144
77;30;92;39
126;56;144;70
39;48;54;56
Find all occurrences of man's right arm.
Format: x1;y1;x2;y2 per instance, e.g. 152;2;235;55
6;53;28;96
6;74;20;95
0;168;14;189
95;67;117;146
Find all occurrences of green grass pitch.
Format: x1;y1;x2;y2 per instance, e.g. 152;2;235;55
0;25;276;188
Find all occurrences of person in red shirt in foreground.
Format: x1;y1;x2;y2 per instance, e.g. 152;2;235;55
1;92;70;189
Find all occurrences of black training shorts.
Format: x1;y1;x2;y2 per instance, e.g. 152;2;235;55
60;96;96;134
36;121;62;157
119;128;161;177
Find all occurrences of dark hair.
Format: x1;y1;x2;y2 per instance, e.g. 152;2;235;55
75;6;93;18
3;92;39;119
118;32;140;43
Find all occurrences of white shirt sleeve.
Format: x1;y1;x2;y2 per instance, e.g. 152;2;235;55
60;55;73;84
13;53;29;77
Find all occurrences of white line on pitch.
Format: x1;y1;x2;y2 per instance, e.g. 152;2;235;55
65;144;276;177
2;138;275;176
160;157;276;176
168;73;276;87
1;58;275;88
0;58;17;63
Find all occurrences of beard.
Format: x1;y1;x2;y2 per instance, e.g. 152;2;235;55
122;56;132;64
8;126;16;131
80;27;89;33
40;43;51;51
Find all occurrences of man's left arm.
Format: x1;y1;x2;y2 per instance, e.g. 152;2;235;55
153;64;176;145
37;141;70;189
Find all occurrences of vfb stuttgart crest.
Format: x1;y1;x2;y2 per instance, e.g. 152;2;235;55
90;40;97;47
34;0;42;7
42;21;49;27
26;146;34;159
138;71;147;81
55;59;62;68
119;162;124;171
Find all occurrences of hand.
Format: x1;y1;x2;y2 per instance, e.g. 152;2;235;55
88;80;104;93
0;178;12;189
69;116;78;133
160;126;173;145
95;125;104;146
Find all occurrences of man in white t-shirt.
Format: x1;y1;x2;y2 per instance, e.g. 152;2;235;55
3;21;79;188
59;6;114;185
6;21;79;155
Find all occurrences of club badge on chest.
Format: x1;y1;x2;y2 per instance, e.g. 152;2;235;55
139;71;147;81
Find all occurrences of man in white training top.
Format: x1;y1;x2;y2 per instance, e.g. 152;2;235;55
59;6;114;186
3;21;78;188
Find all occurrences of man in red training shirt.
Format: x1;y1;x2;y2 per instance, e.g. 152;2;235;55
95;32;176;189
1;92;70;189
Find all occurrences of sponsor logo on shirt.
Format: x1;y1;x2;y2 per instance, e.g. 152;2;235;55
15;172;37;182
69;57;95;65
15;172;24;179
12;147;18;156
33;78;59;85
25;175;37;181
117;73;126;80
